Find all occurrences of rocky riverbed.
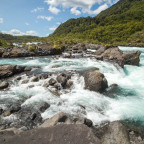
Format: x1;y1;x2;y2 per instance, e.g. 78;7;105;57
0;43;144;143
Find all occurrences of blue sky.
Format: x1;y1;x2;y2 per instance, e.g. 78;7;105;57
0;0;118;37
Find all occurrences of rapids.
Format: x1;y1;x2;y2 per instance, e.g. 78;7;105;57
0;46;144;127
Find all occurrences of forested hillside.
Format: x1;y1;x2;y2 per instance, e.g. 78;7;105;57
48;0;144;46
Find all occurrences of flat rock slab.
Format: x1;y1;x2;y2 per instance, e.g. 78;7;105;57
3;124;101;144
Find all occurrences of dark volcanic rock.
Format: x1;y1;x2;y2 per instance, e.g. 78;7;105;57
84;71;108;93
123;51;141;66
0;81;9;89
3;124;101;144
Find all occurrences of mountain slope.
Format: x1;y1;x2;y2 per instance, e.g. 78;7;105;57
50;0;144;46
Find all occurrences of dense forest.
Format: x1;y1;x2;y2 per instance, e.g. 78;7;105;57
45;0;144;46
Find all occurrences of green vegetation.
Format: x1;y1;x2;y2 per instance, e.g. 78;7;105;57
0;33;38;47
46;0;144;46
28;45;36;51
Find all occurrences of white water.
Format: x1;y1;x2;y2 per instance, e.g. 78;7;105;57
0;46;144;126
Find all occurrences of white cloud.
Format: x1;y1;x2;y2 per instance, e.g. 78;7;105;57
0;18;3;24
44;0;113;15
31;7;44;13
49;26;57;31
25;22;30;26
56;22;61;25
85;4;108;15
1;29;38;36
71;7;81;15
37;15;53;21
48;6;60;14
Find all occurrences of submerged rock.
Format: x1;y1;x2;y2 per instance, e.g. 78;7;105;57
84;71;108;93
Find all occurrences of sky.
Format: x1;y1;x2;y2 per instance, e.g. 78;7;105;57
0;0;118;37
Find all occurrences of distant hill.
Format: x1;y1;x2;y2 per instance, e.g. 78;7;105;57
0;33;38;43
49;0;144;46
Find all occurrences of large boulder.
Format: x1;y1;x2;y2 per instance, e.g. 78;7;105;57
84;71;108;93
0;65;16;78
3;124;101;144
102;121;130;144
123;51;141;66
39;112;73;128
99;48;125;67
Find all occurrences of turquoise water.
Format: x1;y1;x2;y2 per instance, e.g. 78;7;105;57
0;47;144;126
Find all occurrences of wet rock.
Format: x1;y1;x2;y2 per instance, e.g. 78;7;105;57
49;78;57;86
73;115;93;127
24;67;32;71
52;65;61;68
40;74;49;79
28;85;34;88
39;112;73;128
123;51;141;66
39;103;50;112
54;83;61;90
101;48;125;67
21;79;29;84
3;110;11;117
102;121;130;144
10;104;21;113
84;71;108;93
66;80;73;88
110;83;118;87
4;124;101;144
43;82;49;88
56;74;67;88
0;81;9;89
17;107;42;129
0;108;3;115
16;76;22;81
0;65;16;78
64;53;71;58
31;76;39;82
15;65;25;73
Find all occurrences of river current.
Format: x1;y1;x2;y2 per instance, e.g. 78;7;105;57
0;46;144;127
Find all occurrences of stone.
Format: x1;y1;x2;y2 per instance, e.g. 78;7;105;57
10;104;21;113
66;80;73;88
49;78;57;86
0;108;3;115
3;110;11;117
21;79;29;84
3;124;101;144
56;74;67;88
0;81;9;89
102;121;130;144
84;71;108;93
31;76;39;82
123;51;141;66
39;112;73;128
39;103;50;112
